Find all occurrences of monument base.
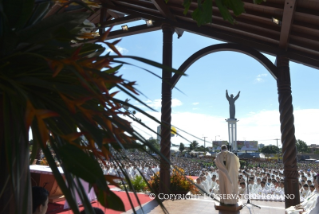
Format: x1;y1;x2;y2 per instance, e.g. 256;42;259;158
214;202;243;212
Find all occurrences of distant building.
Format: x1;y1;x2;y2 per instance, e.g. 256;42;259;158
309;144;319;153
258;144;265;149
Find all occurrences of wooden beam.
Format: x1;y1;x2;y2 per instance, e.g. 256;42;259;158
279;0;296;49
102;0;125;18
100;15;141;27
105;3;164;21
106;23;161;40
107;10;125;18
80;22;162;44
151;0;175;20
99;2;319;70
99;2;108;35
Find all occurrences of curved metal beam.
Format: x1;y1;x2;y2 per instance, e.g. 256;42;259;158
171;43;278;89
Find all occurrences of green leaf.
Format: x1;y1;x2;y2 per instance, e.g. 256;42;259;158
183;0;192;15
225;0;245;16
253;0;264;4
57;143;107;190
192;0;212;26
26;1;51;27
39;139;81;214
215;0;235;24
19;12;90;44
97;188;125;211
1;0;34;30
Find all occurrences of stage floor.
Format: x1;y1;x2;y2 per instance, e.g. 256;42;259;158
123;198;285;214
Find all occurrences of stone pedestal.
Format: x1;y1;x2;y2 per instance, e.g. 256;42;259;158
226;118;238;152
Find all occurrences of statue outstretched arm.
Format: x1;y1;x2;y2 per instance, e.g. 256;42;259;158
234;91;240;101
226;90;230;101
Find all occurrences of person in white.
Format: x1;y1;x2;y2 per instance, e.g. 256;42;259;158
238;182;247;195
205;171;212;190
301;184;311;199
213;179;220;194
215;145;240;205
252;178;262;194
286;174;319;214
196;178;206;194
210;175;217;192
201;176;210;193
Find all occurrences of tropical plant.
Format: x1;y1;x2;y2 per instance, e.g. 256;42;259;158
126;175;148;192
40;157;49;166
148;167;196;194
0;1;175;214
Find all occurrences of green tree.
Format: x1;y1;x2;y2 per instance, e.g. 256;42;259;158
296;139;309;153
190;140;199;151
195;145;209;152
260;145;280;155
179;143;185;153
147;139;160;152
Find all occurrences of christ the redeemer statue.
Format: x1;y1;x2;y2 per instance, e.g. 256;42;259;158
226;90;240;119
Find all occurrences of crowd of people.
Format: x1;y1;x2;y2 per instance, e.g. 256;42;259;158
99;151;208;179
99;151;319;204
196;166;318;202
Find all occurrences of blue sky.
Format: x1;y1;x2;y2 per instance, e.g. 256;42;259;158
106;20;319;148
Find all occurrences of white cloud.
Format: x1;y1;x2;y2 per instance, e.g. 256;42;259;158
139;98;182;109
255;73;268;82
106;46;128;54
192;102;199;105
172;99;183;107
128;109;319;147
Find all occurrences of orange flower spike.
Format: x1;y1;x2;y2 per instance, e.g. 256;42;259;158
71;46;82;61
25;101;59;145
105;39;122;56
73;63;85;75
74;97;93;108
61;132;85;142
47;59;65;77
103;119;113;132
94;58;112;70
25;101;35;129
98;26;113;42
101;146;110;160
109;91;119;97
88;139;95;148
79;58;95;69
77;32;98;40
60;94;76;113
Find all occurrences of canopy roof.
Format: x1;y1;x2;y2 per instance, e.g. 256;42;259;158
46;0;319;69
